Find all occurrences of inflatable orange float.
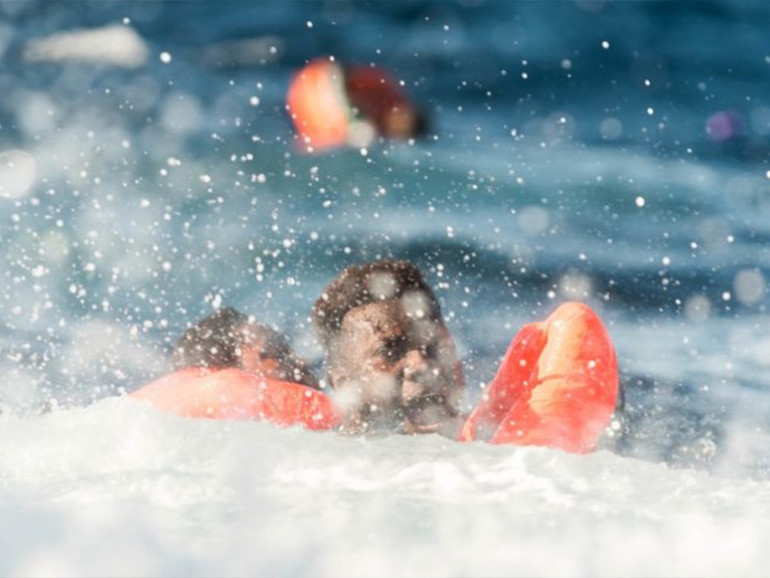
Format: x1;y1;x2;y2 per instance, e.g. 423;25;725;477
458;302;618;453
286;58;351;151
130;367;341;430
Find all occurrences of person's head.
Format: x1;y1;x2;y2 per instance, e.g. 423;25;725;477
172;307;319;389
313;260;463;434
344;65;429;140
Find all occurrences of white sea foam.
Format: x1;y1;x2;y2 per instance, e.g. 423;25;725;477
23;25;149;69
1;400;769;577
0;150;36;199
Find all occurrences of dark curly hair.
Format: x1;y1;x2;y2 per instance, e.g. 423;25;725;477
172;307;246;370
312;260;441;346
172;306;320;388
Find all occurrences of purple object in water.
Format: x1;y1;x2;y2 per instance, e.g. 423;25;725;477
706;111;742;141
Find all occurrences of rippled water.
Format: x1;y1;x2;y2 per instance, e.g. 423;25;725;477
1;1;770;575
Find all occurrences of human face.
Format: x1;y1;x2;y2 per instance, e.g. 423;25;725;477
327;298;463;435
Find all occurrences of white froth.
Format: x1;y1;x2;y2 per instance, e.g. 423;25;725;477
0;150;36;199
23;25;149;69
0;401;768;577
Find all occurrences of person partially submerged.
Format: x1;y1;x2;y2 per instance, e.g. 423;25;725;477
130;307;336;425
312;260;464;436
287;57;428;151
172;306;319;389
133;267;617;454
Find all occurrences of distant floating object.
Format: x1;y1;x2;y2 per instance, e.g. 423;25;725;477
23;25;148;69
0;150;36;199
287;57;427;152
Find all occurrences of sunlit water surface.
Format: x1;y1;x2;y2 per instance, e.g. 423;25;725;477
1;1;770;575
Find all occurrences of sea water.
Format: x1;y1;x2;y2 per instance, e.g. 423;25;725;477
1;1;770;575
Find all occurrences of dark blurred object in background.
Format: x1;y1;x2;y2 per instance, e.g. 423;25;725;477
287;57;426;152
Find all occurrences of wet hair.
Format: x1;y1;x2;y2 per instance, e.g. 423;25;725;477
172;306;320;389
312;260;441;347
172;307;246;370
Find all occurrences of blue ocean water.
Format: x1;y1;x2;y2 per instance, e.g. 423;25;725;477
1;0;770;477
